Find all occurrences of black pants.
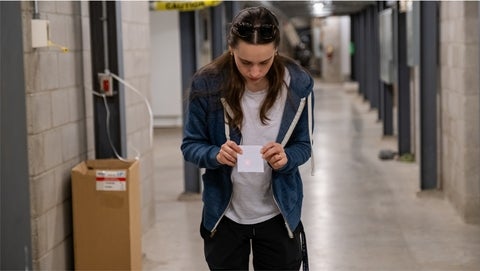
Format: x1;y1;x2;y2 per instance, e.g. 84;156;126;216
200;215;303;271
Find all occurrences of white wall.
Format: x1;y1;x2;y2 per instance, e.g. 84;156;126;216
150;11;182;127
322;16;342;82
339;16;351;79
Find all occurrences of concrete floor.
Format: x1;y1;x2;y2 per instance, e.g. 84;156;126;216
143;81;480;271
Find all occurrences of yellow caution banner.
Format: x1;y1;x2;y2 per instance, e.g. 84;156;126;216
150;1;222;11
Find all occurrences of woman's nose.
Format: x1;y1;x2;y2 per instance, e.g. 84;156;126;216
249;65;262;77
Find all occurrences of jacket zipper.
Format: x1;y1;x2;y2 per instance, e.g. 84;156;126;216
209;194;232;237
272;194;294;238
273;96;308;239
210;161;235;238
210;98;235;237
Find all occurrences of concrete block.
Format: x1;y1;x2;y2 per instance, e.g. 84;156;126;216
124;52;147;78
24;52;59;92
125;104;138;134
80;1;89;17
122;1;149;24
32;214;48;258
122;23;133;51
36;236;73;270
56;0;78;15
58;52;80;88
440;68;450;91
439;22;452;43
464;1;479;18
61;122;83;161
65;16;82;51
464;18;479;44
39;52;59;91
28;134;45;176
44;128;63;170
462;95;479;141
38;1;56;14
68;87;86;122
30;170;57;217
462;68;479;95
55;162;74;204
127;130;142;156
463;44;479;69
82;52;92;92
22;10;33;53
136;128;152;154
81;17;90;51
27;92;52;133
125;76;142;102
46;201;72;251
23;53;38;93
463;147;480;185
439;44;448;66
86;117;95;155
450;1;463;18
46;14;68;51
52;89;70;127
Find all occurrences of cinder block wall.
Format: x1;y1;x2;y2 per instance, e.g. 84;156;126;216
439;1;480;224
22;1;85;269
22;1;155;269
120;1;156;234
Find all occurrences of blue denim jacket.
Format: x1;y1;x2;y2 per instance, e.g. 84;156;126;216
181;62;314;237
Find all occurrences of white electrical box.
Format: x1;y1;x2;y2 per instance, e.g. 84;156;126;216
31;19;49;48
98;73;114;96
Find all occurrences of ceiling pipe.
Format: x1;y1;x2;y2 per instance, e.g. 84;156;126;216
101;1;109;73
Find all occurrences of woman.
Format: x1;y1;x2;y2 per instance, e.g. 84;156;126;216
181;6;314;270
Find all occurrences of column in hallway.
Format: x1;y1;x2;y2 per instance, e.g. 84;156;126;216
0;1;32;269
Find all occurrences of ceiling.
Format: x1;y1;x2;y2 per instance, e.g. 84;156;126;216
245;1;375;20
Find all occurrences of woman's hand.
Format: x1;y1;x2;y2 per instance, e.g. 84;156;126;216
216;140;242;166
261;142;288;170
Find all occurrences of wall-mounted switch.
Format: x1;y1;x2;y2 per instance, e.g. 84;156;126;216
98;73;114;96
31;19;49;48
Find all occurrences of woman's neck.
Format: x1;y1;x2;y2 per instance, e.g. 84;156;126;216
246;78;269;92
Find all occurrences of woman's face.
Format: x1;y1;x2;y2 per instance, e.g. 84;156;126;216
231;40;276;91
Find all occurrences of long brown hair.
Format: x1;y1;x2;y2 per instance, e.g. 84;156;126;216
198;6;288;129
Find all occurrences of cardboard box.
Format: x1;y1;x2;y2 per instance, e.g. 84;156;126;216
71;159;142;270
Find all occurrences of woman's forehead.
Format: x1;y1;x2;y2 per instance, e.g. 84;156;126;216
233;41;276;60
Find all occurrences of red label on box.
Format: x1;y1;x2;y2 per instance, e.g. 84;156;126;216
96;170;127;191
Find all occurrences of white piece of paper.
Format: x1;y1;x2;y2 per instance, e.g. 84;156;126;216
237;145;264;173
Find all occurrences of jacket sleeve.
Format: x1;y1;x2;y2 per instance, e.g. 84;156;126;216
180;78;223;169
277;76;314;174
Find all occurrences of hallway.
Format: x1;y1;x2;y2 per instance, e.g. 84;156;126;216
143;80;480;271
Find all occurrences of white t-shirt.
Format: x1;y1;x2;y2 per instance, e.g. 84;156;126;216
225;69;290;225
